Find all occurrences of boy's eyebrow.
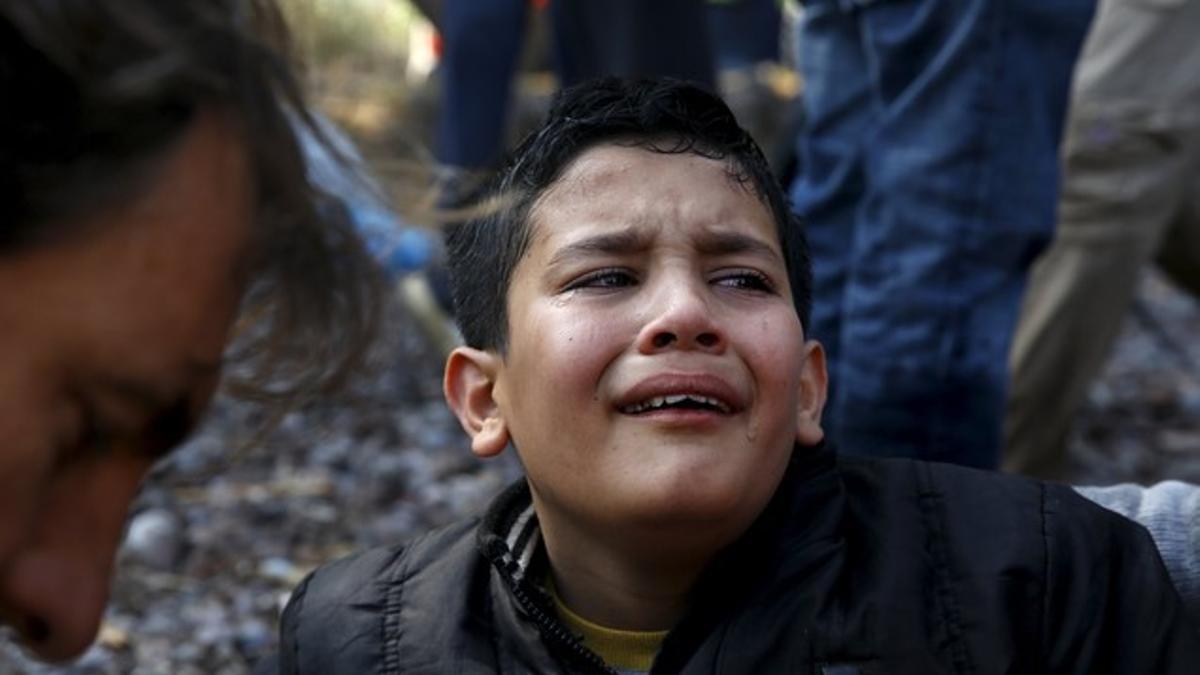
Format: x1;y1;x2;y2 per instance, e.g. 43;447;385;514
547;227;652;267
545;226;782;268
549;228;782;265
693;230;782;262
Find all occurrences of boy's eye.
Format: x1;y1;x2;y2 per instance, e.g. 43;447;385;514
713;269;774;293
566;268;637;291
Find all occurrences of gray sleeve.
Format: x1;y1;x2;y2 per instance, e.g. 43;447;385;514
1076;481;1200;623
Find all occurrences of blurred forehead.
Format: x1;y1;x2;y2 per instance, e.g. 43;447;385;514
0;110;255;389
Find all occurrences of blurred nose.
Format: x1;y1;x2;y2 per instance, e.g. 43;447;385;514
635;272;726;354
0;456;149;662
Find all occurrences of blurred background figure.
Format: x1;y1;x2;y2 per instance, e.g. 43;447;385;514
707;0;800;175
434;0;717;208
789;0;1096;468
299;112;437;277
707;0;782;72
548;0;716;90
433;0;532;193
1006;0;1200;480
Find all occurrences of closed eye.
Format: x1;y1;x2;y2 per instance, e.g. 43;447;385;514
75;403;121;460
73;395;195;463
712;269;775;293
564;267;638;292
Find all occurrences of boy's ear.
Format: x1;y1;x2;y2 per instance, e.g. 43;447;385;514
795;340;828;447
444;347;510;458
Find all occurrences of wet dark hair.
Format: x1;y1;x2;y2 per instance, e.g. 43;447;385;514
0;1;381;405
446;77;811;352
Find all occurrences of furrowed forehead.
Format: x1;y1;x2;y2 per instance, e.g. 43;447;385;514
522;144;642;251
522;145;781;265
526;140;728;225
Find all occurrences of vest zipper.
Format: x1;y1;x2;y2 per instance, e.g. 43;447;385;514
508;580;618;675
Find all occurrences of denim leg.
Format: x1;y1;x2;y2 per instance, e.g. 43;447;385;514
706;0;783;71
789;3;877;437
549;0;716;90
796;0;1094;467
435;0;529;169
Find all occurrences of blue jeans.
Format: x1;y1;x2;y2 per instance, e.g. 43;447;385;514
436;0;715;170
550;0;715;90
435;0;529;169
705;0;783;71
790;0;1094;467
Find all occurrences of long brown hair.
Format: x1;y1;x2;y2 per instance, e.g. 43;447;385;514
1;0;383;409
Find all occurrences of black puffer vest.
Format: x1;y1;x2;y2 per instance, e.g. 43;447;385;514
274;447;1200;674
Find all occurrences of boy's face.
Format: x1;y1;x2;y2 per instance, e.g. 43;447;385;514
447;144;825;550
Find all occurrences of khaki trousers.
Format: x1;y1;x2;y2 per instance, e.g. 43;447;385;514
1005;0;1200;479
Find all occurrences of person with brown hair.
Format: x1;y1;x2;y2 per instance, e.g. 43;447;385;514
0;0;380;661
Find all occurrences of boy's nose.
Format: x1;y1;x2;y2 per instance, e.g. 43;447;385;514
0;456;150;661
635;279;726;354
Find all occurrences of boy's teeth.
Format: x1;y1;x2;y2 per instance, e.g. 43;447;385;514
622;394;730;414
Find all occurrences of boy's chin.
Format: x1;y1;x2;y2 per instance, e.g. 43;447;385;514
604;471;777;536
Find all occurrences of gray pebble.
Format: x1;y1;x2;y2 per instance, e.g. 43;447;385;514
122;509;184;571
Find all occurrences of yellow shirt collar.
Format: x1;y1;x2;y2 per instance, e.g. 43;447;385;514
547;576;669;673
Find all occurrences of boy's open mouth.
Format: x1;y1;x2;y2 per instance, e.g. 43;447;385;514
614;369;744;413
619;394;733;415
615;373;745;417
